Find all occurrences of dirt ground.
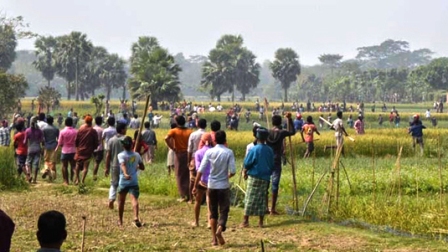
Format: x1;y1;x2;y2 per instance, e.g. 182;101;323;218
1;185;447;252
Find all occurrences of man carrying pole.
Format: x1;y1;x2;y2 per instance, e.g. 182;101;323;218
266;113;295;215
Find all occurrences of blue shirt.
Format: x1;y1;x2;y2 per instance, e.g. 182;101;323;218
293;119;303;131
409;124;426;137
117;150;142;187
198;144;236;189
244;144;274;181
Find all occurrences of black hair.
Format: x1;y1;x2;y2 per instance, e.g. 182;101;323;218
170;123;177;129
107;117;115;127
116;122;127;134
175;115;186;126
252;125;260;137
134;114;138;119
198;118;207;129
65;117;73;127
337;111;343;118
215;130;226;145
210;120;221;132
95;116;103;126
307;116;313;123
144;121;150;129
38;113;46;121
46;116;54;125
37;210;67;246
272;115;282;127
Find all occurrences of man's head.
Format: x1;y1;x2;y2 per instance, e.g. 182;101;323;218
272;115;282;127
214;130;226;145
256;127;269;141
252;124;260;138
46;116;54;125
210;120;221;132
133;114;138;119
95;116;103;126
107;117;115;127
38;113;46;121
197;119;207;129
307;116;313;124
116;122;127;135
120;136;133;151
337;111;343;119
84;115;93;126
65;117;73;127
200;132;212;147
36;211;67;249
144;121;150;129
175;116;186;127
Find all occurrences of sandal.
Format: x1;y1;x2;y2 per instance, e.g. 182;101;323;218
133;219;142;228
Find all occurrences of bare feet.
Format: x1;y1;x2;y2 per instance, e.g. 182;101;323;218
215;226;225;245
191;221;199;227
270;210;280;215
239;222;249;228
108;200;114;210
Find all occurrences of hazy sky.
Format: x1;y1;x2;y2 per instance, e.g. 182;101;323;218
3;0;448;65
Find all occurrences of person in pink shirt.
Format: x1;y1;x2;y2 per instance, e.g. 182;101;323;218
55;117;77;185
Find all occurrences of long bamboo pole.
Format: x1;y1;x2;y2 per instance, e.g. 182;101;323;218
134;95;151;152
286;118;299;211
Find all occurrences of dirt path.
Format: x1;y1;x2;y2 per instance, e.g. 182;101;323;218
1;186;446;251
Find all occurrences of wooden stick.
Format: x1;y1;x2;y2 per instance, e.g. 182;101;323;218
319;116;354;142
234;165;244;206
81;216;86;252
263;98;270;128
438;134;443;209
134;95;151;152
286;118;299;211
302;170;328;216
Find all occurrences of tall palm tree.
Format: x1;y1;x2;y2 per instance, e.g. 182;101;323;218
128;36;182;109
33;36;57;87
56;32;92;100
270;48;301;102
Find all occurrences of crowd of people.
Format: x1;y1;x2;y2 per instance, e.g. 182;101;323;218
0;98;436;248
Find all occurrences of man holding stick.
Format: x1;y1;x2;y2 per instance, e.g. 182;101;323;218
266;113;295;215
331;111;349;152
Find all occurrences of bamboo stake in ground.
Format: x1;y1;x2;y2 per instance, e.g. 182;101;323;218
302;170;328;217
134;95;151;153
81;216;86;252
438;134;443;209
286;118;299;212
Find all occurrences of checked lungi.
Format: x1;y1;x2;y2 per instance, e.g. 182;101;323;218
244;176;269;216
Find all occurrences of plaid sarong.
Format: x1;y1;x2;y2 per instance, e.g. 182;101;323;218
244;176;269;216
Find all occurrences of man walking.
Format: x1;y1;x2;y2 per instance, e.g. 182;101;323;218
187;118;207;202
74;115;99;185
105;122;127;209
93;116;104;181
56;118;77;185
165;116;192;202
193;130;236;246
141;122;157;164
42;116;59;181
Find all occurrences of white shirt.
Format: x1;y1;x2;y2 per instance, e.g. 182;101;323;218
425;111;431;118
332;118;344;136
153;115;163;125
245;142;254;157
37;121;48;130
217;105;223;111
188;128;206;154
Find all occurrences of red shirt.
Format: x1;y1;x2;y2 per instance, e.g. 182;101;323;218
13;131;27;155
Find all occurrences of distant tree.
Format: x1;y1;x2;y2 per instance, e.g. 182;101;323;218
33;36;57;87
235;49;260;101
101;53;127;101
128;36;182;109
270;48;301;102
356;39;433;69
318;54;343;74
0;72;28;116
37;86;61;114
421;57;448;91
0;15;35;71
55;32;93;101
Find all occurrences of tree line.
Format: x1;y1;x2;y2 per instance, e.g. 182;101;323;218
3;14;448;117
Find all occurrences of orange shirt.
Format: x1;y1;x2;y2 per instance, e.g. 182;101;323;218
302;124;317;143
167;127;192;152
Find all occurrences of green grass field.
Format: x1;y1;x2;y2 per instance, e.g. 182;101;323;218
2;100;448;251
